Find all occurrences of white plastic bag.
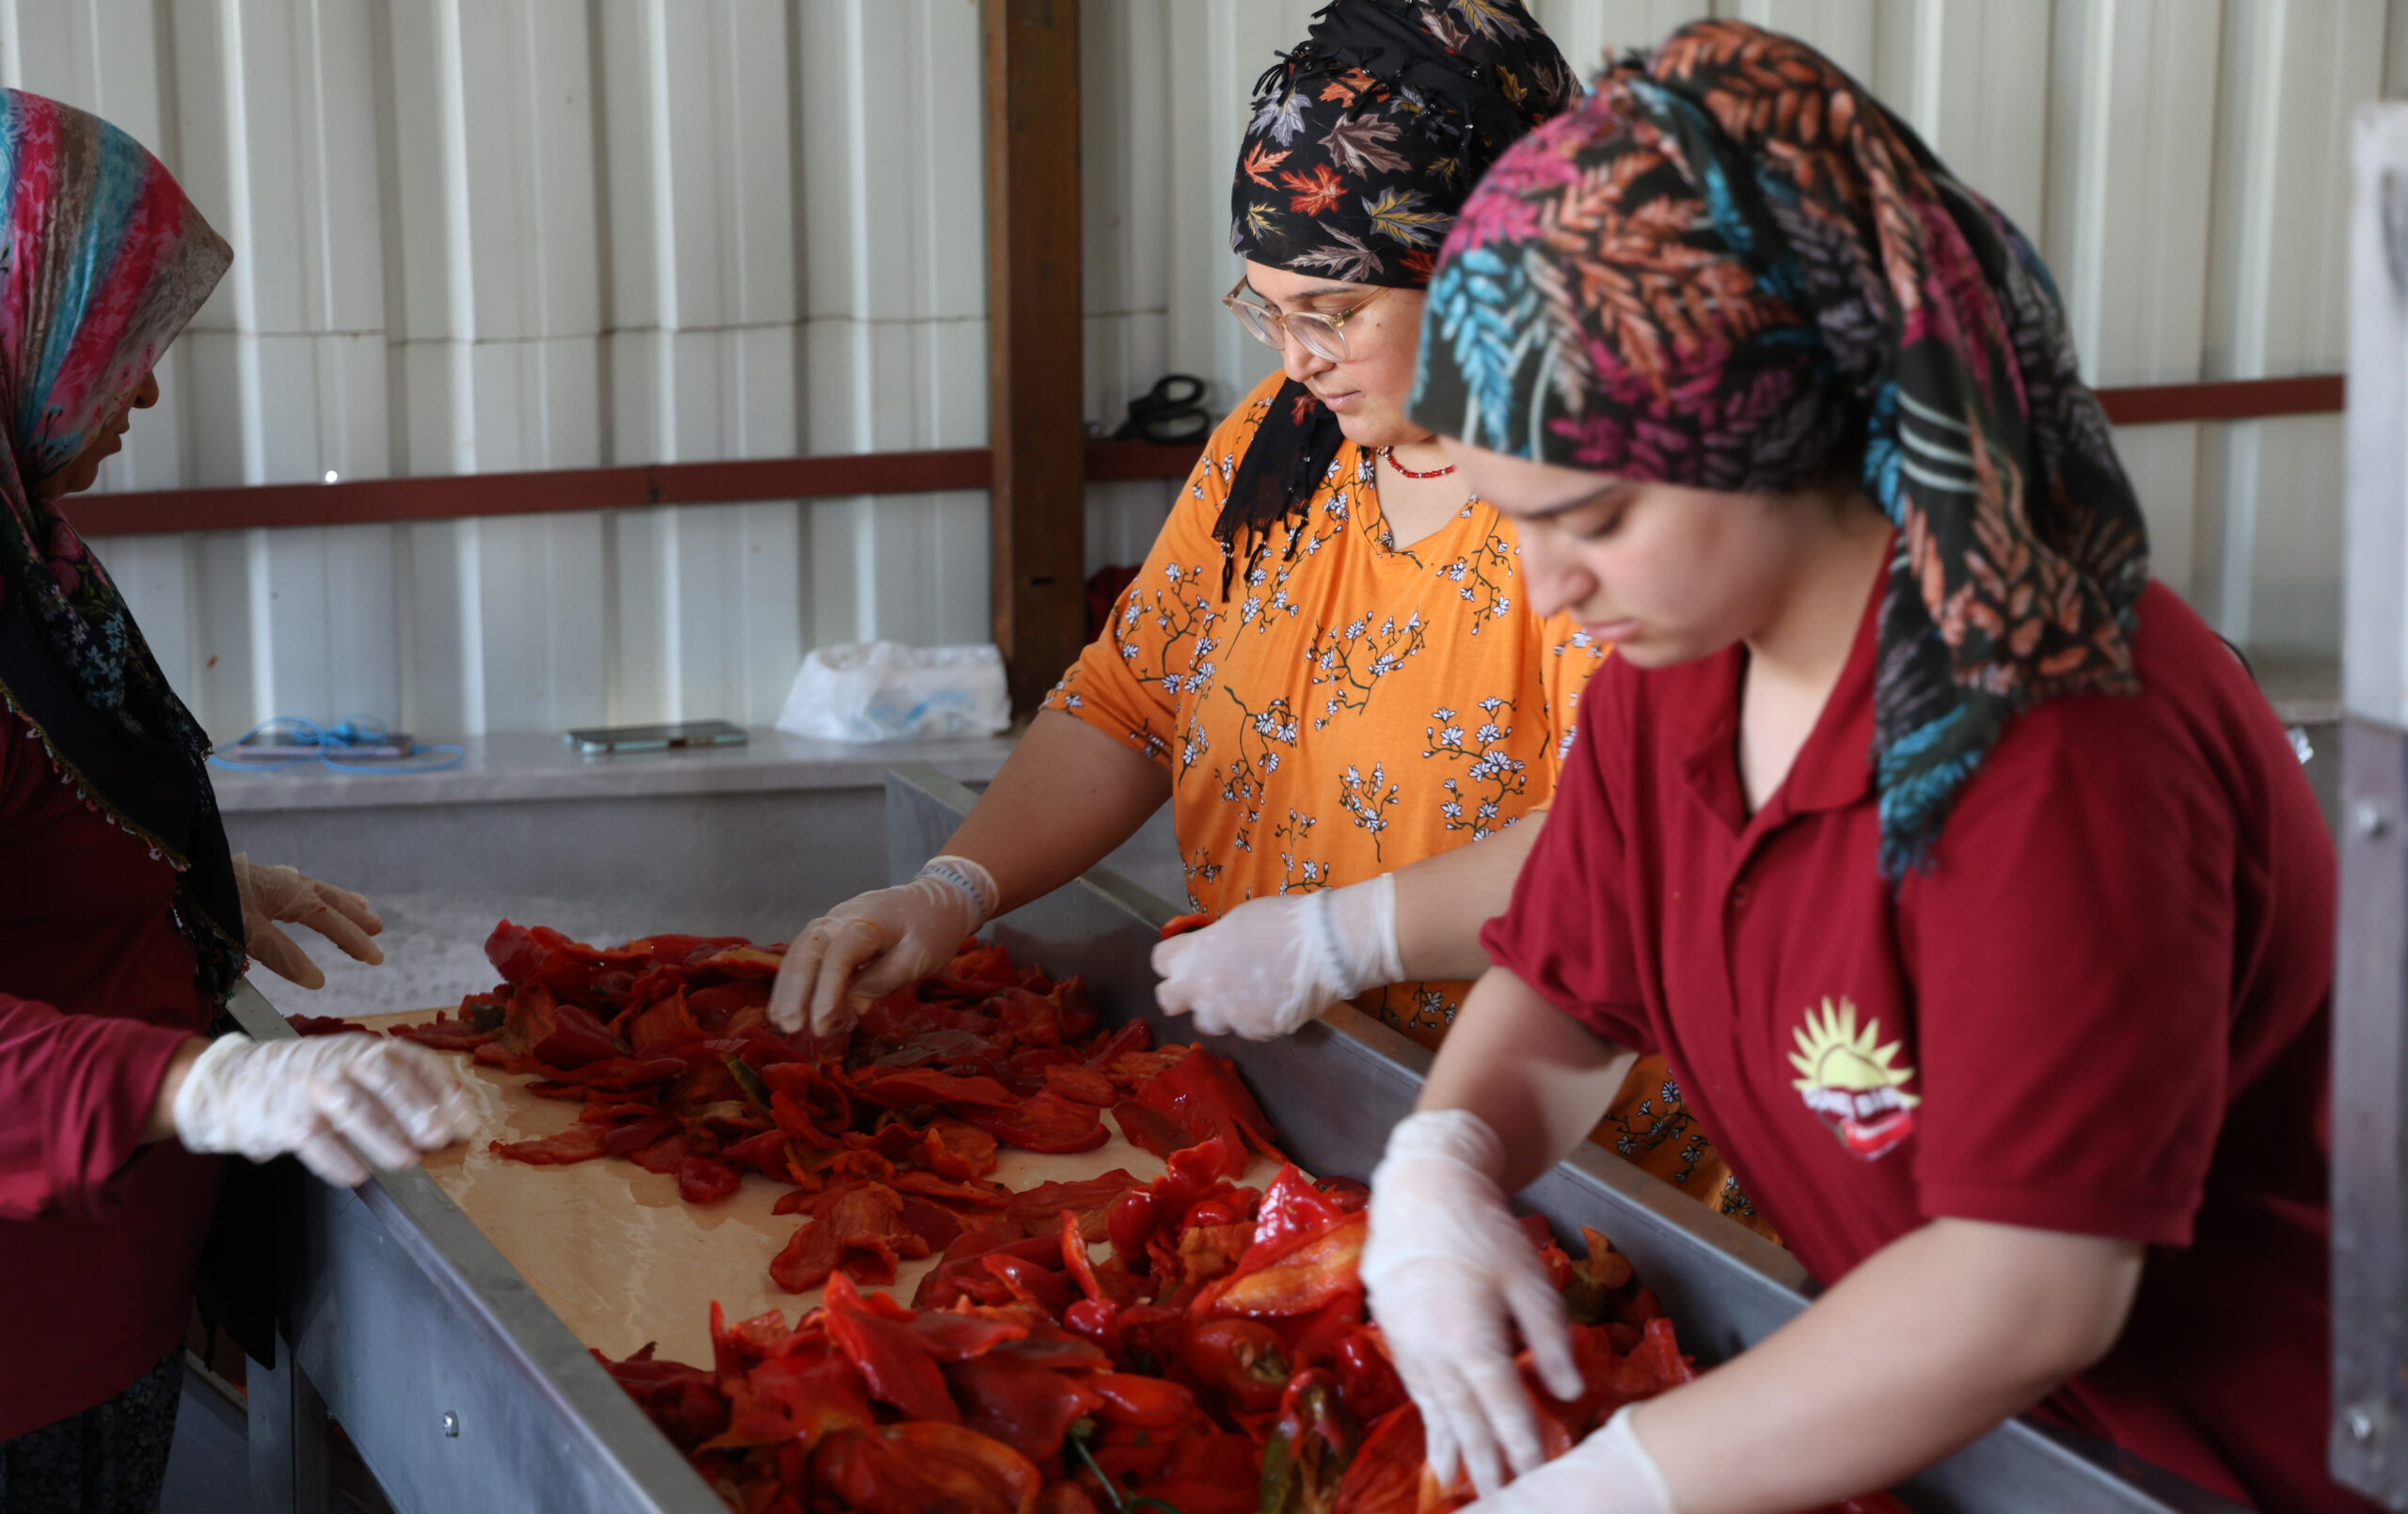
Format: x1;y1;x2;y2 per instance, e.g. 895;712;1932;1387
774;641;1011;744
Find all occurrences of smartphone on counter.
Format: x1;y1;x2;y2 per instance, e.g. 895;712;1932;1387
564;719;750;755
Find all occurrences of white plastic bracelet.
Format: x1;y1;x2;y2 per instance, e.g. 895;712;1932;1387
917;854;998;923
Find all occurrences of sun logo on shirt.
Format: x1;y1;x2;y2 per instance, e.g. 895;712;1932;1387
1788;998;1921;1160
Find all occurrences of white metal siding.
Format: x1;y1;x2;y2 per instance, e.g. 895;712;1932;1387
1;0;2389;740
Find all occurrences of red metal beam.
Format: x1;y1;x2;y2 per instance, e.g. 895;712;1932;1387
64;376;2341;540
2094;373;2344;426
69;449;995;537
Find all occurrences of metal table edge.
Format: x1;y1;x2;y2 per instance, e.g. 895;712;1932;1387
227;980;724;1513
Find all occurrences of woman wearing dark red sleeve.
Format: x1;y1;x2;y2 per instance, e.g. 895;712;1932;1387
1355;21;2365;1514
0;92;472;1510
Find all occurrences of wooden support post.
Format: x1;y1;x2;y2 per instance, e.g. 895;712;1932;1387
984;0;1085;711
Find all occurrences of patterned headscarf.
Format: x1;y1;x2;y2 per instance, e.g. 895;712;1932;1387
1412;22;2149;875
1231;0;1579;289
1218;0;1577;596
0;90;243;996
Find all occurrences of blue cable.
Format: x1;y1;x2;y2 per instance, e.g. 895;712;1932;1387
208;714;466;775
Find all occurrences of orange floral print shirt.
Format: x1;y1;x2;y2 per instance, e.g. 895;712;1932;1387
1047;372;1602;1039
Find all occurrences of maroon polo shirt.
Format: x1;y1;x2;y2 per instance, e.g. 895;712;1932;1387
1484;576;2356;1513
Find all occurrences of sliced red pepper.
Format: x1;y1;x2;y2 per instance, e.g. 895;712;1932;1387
600;1111;678;1157
1245;1163;1353;1262
1182;1317;1291;1412
819;1274;960;1424
1042;1062;1119;1106
901;1308;1031;1362
1110;1098;1198;1164
850;1065;1020;1110
942;1354;1103;1461
1159;911;1213;939
673;1156;739;1204
487;1125;609;1166
388;1002;500;1052
812;1421;1038;1514
1206;1211;1367;1317
1082;1018;1151;1070
1335;1326;1406;1423
1086;1371;1198;1431
624;1129;691;1175
725;1337;871;1453
956;1088;1109;1154
719;1128;792;1177
592;1344;728;1452
769;1184;933;1294
983;1252;1073;1315
1006;1169;1145;1241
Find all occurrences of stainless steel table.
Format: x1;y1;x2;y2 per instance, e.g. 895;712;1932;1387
241;762;2245;1513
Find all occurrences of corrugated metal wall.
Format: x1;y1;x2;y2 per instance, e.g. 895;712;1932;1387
3;0;2396;740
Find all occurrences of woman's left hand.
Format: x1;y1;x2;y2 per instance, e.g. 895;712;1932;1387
232;855;385;989
1151;874;1402;1039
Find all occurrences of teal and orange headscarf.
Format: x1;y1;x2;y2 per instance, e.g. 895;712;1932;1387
0;90;242;995
1412;22;2149;875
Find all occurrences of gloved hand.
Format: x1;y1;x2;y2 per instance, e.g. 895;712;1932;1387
1151;874;1402;1039
1361;1109;1582;1499
171;1032;477;1187
232;854;384;990
768;856;997;1036
1462;1408;1675;1514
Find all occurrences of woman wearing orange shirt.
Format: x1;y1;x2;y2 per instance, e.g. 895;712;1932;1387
770;0;1757;1229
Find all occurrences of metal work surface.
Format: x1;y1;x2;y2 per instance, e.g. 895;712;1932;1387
227;984;721;1514
887;763;2244;1514
2333;101;2408;1509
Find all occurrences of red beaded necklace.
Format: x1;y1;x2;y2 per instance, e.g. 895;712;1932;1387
1378;446;1456;480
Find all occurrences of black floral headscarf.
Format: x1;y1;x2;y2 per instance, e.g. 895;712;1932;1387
1218;0;1578;596
1411;22;2150;875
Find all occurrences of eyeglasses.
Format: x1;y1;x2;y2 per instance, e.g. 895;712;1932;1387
1222;277;1386;363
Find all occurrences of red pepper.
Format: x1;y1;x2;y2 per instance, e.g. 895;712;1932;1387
813;1421;1040;1514
1107;1190;1156;1270
1181;1317;1291;1412
957;1087;1111;1154
673;1156;739;1204
1335;1327;1406;1423
942;1354;1103;1461
818;1274;960;1425
1063;1297;1120;1352
1204;1211;1366;1317
983;1252;1074;1315
1086;1372;1198;1431
1159;911;1214;939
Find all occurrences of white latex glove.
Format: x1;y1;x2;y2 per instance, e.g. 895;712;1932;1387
768;855;996;1036
1462;1408;1676;1514
1151;874;1402;1039
231;854;384;990
172;1032;477;1187
1362;1109;1583;1499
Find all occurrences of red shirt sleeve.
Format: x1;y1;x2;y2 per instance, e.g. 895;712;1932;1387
0;989;194;1222
1901;693;2235;1246
1479;670;1652;1051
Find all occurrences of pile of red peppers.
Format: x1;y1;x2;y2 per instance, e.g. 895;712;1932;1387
399;927;1907;1514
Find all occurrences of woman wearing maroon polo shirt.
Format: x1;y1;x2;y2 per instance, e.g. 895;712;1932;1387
0;94;472;1510
1355;24;2361;1514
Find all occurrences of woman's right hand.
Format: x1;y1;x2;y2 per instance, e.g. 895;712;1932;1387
1362;1108;1583;1500
167;1033;477;1187
768;858;996;1037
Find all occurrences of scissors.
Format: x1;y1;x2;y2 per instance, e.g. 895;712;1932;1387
1111;373;1212;446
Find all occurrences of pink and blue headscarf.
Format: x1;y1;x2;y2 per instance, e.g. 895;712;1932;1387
1411;23;2150;875
0;89;241;995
